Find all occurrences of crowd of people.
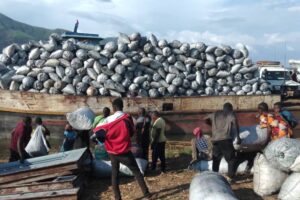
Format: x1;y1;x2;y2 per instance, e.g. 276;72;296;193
8;98;298;200
190;101;298;183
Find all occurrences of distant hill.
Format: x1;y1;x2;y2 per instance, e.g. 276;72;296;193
0;13;66;49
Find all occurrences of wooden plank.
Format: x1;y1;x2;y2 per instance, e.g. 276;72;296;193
2;171;73;187
0;90;281;115
0;188;79;200
0;148;88;176
0;179;74;195
0;164;77;185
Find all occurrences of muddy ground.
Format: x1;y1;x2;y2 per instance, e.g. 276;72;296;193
83;153;277;200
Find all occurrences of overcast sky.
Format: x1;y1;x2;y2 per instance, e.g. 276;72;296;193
1;0;300;65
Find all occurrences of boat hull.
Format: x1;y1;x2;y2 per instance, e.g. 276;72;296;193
2;90;299;139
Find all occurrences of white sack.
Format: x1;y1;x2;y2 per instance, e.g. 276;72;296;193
25;125;49;157
264;138;300;172
66;107;95;130
234;125;269;152
92;158;148;178
190;158;251;174
253;153;288;196
189;172;238;200
278;173;300;200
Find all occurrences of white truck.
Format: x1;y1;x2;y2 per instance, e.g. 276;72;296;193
257;61;300;98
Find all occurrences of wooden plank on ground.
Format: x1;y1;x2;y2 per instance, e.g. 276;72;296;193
0;188;79;200
0;178;74;195
1;171;73;188
0;164;77;185
0;148;88;176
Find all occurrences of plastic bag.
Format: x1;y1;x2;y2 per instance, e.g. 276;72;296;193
25;125;49;157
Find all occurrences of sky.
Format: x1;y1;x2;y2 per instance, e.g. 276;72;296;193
0;0;300;66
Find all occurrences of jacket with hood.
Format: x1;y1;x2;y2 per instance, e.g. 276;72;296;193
93;113;134;155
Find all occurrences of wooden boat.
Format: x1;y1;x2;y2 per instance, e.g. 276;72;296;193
1;89;299;138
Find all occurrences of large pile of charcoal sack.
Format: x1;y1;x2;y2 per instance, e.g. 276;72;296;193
0;32;270;97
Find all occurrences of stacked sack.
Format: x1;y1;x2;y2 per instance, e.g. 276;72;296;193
253;138;300;200
0;32;270;97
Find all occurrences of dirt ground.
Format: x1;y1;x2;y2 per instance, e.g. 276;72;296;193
82;153;277;200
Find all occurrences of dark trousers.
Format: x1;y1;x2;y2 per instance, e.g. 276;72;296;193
77;130;90;148
235;151;258;171
151;142;166;171
212;139;237;178
109;152;149;200
141;140;150;161
9;149;30;162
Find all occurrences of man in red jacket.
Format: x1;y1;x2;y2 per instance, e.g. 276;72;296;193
93;98;151;200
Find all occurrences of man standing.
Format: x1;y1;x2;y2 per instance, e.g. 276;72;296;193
150;111;167;173
93;98;151;200
136;108;151;161
9;117;32;162
35;117;51;149
204;103;240;182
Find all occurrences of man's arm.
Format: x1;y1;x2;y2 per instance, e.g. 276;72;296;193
234;116;241;144
204;114;212;126
17;136;25;163
43;125;50;136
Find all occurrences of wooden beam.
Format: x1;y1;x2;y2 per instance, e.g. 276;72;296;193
0;164;78;185
2;171;73;187
0;188;79;200
0;180;74;195
0;90;281;114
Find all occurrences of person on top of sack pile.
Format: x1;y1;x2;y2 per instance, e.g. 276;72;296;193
258;102;292;141
9;117;32;162
189;127;212;166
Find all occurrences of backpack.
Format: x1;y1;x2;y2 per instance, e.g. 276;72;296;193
281;110;298;129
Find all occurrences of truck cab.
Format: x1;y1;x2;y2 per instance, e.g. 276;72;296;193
257;61;300;98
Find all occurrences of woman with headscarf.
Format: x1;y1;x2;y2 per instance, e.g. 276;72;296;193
190;127;212;165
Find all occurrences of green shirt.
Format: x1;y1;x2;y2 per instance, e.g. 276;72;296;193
150;117;167;143
92;115;106;128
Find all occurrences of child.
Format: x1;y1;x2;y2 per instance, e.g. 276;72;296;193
61;123;77;152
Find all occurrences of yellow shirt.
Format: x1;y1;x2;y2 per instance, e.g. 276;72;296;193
150;117;167;143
